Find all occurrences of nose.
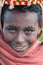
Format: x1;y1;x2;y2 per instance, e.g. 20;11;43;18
16;31;25;44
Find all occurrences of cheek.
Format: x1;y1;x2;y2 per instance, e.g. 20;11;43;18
30;36;37;43
25;32;38;42
3;32;14;41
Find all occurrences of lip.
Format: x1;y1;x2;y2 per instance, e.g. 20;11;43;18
13;45;29;52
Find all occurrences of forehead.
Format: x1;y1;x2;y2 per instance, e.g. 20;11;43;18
4;11;38;28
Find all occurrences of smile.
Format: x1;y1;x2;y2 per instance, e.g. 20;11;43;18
13;45;29;52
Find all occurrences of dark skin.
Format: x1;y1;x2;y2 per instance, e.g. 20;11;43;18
2;11;41;56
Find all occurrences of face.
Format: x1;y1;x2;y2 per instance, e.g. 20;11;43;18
2;11;41;56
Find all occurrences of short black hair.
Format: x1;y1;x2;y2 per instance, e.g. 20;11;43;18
1;4;42;28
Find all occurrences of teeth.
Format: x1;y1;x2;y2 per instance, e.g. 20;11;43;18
16;47;23;49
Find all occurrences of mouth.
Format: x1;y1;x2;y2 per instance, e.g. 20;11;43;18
13;45;29;52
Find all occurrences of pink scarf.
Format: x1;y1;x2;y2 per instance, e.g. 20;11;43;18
0;34;43;65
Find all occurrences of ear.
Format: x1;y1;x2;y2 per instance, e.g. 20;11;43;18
37;28;42;39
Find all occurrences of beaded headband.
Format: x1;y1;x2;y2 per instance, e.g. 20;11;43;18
0;0;42;9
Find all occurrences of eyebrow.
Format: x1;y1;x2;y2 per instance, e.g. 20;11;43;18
24;26;35;30
5;25;18;30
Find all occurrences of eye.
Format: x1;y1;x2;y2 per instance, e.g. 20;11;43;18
6;27;17;33
8;29;16;33
24;29;34;34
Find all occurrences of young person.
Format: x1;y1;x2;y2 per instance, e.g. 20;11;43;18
0;4;43;65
